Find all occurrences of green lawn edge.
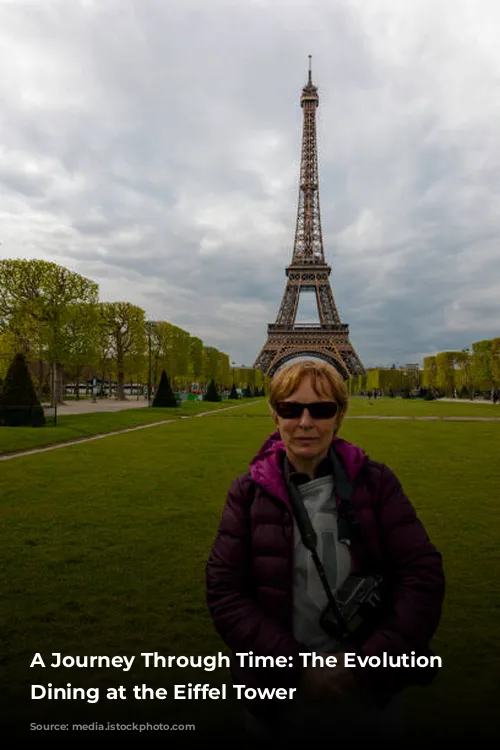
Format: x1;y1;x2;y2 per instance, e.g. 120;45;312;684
0;398;263;455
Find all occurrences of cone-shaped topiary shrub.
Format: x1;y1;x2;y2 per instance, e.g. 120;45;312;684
229;384;239;399
152;370;178;407
0;352;46;427
204;379;220;402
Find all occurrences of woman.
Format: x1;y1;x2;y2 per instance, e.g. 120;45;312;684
206;360;445;744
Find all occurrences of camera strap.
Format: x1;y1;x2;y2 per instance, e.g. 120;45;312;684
329;447;358;546
283;449;353;638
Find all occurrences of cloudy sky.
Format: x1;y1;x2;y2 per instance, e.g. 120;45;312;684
1;0;499;369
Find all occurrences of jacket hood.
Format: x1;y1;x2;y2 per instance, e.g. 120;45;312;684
249;430;367;509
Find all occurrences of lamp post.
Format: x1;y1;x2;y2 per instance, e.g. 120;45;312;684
231;360;235;386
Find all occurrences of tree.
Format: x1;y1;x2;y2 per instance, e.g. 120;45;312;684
204;347;219;387
99;302;146;400
63;303;99;399
423;356;438;393
148;321;162;391
229;383;239;399
436;352;462;396
204;379;220;402
189;336;204;385
366;369;380;391
246;367;256;393
96;314;114;396
454;350;473;397
149;321;190;391
0;259;99;405
0;330;20;382
152;370;178;407
491;338;500;390
0;352;45;427
255;368;264;393
217;352;231;390
172;326;191;389
471;340;493;391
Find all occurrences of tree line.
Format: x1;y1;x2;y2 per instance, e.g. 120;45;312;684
0;259;268;404
422;341;500;397
348;339;500;398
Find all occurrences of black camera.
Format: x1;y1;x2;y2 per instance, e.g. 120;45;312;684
319;573;384;644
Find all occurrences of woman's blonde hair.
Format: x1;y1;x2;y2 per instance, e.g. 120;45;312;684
269;359;349;434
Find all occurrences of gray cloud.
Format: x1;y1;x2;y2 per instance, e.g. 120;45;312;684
1;0;499;369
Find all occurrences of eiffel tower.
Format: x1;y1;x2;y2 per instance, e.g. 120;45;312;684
254;59;365;379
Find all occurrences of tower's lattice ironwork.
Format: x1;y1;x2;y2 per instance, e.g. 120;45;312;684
254;58;365;379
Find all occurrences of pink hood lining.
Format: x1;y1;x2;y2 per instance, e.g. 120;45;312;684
249;430;367;509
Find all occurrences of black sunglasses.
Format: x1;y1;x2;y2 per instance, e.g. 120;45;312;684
275;401;339;420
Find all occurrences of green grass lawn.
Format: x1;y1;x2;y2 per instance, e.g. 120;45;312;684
2;395;499;457
0;398;259;455
341;395;500;418
1;401;498;741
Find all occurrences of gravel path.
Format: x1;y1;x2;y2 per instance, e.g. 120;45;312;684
43;398;150;415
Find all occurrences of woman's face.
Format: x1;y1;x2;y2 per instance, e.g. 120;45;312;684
275;374;338;474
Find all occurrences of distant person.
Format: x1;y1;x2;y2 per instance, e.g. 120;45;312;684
206;359;445;746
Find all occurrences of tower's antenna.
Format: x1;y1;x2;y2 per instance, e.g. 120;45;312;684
308;54;312;83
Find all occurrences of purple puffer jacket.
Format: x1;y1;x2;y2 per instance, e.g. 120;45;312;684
206;431;445;718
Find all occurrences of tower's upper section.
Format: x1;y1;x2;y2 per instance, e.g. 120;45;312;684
290;56;326;265
301;56;319;107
